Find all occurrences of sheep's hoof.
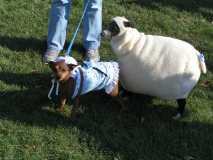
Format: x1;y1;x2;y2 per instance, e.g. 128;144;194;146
172;113;182;120
140;117;145;124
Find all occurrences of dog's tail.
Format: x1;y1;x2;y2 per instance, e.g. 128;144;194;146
197;52;207;74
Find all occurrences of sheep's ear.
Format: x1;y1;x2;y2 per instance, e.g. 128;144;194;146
124;21;133;28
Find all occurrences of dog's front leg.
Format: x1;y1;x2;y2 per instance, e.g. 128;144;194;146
110;82;128;112
57;96;67;112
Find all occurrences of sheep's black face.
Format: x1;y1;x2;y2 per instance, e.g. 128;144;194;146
102;17;133;39
101;21;120;39
108;21;121;37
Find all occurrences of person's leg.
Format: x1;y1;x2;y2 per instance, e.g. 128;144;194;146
44;0;72;62
83;0;102;61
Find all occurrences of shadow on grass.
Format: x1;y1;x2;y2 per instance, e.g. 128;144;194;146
0;72;51;112
0;72;50;88
125;0;213;22
0;76;213;160
206;59;213;73
0;35;85;54
0;36;46;53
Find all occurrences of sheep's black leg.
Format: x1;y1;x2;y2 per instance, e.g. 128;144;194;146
173;99;186;119
177;99;186;115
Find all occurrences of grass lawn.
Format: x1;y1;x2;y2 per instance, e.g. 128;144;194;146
0;0;213;159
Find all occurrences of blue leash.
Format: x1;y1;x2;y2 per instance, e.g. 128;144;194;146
65;0;90;56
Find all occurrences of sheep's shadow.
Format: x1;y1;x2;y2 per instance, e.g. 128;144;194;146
124;0;213;22
0;72;213;160
1;90;212;160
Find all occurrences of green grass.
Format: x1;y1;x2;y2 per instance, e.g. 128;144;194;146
0;0;213;159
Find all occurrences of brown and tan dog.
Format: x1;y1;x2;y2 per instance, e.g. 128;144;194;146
49;56;124;117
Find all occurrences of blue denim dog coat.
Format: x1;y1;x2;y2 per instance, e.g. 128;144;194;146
71;61;119;99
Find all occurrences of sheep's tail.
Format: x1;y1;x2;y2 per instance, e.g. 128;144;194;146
197;52;207;74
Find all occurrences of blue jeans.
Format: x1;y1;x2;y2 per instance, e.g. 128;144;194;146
47;0;102;52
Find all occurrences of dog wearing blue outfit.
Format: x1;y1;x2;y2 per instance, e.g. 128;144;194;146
49;56;121;117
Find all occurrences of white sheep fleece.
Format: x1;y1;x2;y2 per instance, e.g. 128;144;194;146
111;28;206;100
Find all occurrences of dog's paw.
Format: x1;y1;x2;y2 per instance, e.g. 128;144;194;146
56;107;65;113
70;111;82;122
70;107;82;119
77;105;85;114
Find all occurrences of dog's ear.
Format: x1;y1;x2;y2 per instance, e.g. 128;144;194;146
124;21;133;28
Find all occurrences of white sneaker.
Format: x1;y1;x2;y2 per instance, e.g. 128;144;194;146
85;49;100;62
43;50;60;64
172;113;182;120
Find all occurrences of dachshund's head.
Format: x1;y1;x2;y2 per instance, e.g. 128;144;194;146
49;56;78;82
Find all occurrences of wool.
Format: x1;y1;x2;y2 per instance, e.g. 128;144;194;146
71;61;119;99
111;27;206;100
